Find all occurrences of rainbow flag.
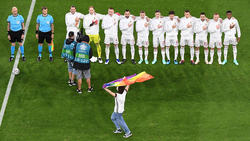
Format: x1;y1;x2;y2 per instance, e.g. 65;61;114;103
51;40;54;52
102;72;154;88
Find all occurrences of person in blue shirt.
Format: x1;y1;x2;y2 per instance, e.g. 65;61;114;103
61;31;77;86
36;7;54;61
7;7;25;62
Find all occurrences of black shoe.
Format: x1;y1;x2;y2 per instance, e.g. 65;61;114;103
37;56;41;61
49;57;53;62
68;79;71;84
71;81;76;86
190;60;195;65
64;58;67;63
22;56;26;61
76;89;82;94
98;58;103;64
87;87;94;93
121;59;127;64
9;57;14;62
131;59;136;64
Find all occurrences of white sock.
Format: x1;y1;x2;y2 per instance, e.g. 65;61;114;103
195;49;200;61
174;47;178;60
145;47;148;60
233;46;237;60
139;47;143;60
114;45;119;59
204;48;208;61
153;48;158;60
105;45;110;59
217;49;222;62
161;48;166;61
180;47;185;60
224;46;228;60
166;47;170;60
210;49;214;61
190;47;194;60
122;45;126;59
131;45;135;60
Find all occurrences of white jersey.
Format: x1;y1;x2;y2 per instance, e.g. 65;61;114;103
135;17;149;36
179;16;197;36
208;19;222;38
114;91;127;113
150;17;165;36
65;12;84;31
164;18;179;37
119;16;135;36
83;13;104;35
222;18;241;38
102;14;121;36
194;19;208;38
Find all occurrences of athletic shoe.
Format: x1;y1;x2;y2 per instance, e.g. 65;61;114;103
9;57;14;62
37;56;42;62
233;60;239;66
152;60;157;64
76;89;82;94
174;60;178;65
190;60;195;65
121;59;127;64
218;60;222;65
222;60;227;65
98;58;103;64
116;59;121;64
205;60;209;64
68;79;71;84
138;59;143;64
71;81;76;86
49;57;53;62
145;60;149;64
87;87;94;92
179;60;185;64
123;132;132;138
131;59;136;64
105;59;109;65
166;60;170;65
195;60;200;65
162;60;167;65
22;56;26;61
113;129;122;134
64;58;67;63
208;60;213;64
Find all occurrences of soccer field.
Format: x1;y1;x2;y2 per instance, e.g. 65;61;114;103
0;0;250;140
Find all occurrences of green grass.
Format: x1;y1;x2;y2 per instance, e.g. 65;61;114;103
0;0;250;140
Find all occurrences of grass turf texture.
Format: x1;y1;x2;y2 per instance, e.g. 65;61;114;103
0;0;250;140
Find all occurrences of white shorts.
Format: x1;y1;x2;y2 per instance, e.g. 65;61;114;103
165;35;178;47
104;35;119;45
137;34;149;47
153;34;165;48
180;35;194;47
209;37;222;48
195;36;208;48
121;34;135;46
66;29;79;40
224;36;237;46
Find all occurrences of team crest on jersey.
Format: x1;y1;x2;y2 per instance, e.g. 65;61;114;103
47;21;50;24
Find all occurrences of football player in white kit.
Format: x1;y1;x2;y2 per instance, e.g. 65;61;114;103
65;6;84;39
208;13;223;64
83;6;105;63
119;9;136;64
222;11;241;65
150;10;166;64
136;11;150;64
102;7;122;65
164;11;179;65
179;10;197;64
194;12;209;64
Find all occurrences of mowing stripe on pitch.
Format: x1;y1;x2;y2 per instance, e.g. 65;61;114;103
0;0;37;127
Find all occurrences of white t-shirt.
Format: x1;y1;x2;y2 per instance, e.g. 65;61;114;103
114;90;127;113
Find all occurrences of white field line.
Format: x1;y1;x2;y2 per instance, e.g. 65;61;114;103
0;0;36;127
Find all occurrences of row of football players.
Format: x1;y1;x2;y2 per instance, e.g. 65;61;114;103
66;6;241;65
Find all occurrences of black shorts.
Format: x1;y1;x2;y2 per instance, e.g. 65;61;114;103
9;30;23;43
38;31;52;44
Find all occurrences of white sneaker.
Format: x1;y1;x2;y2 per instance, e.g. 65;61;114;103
123;132;132;138
208;60;213;64
218;60;222;65
205;60;209;64
195;59;200;64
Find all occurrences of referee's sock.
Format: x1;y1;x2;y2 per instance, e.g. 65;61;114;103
48;45;52;57
20;46;25;57
11;46;15;57
38;44;43;57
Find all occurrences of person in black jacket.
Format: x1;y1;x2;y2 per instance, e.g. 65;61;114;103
73;35;93;94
